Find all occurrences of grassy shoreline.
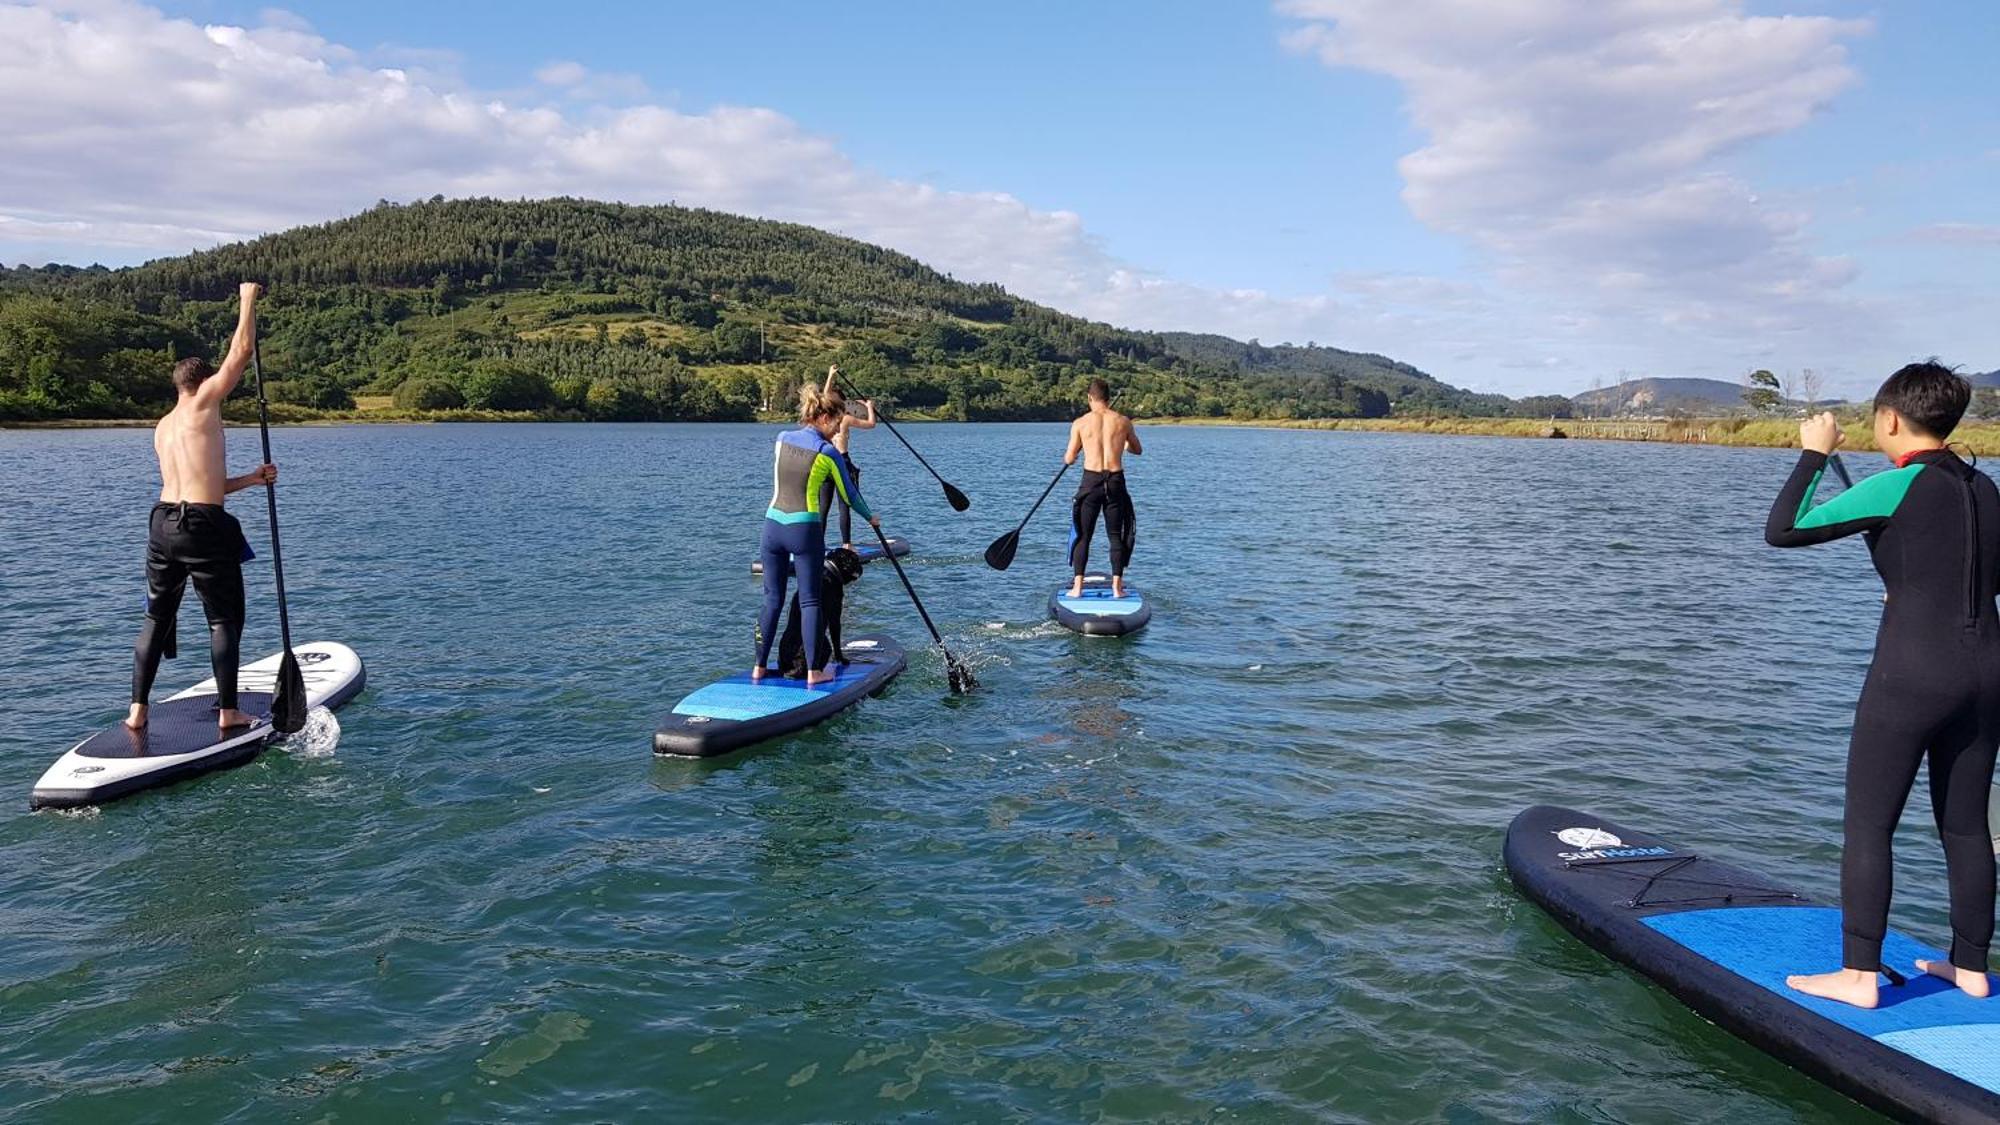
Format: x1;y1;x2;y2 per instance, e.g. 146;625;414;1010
17;409;2000;456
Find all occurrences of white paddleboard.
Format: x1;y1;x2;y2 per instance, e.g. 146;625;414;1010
31;641;366;810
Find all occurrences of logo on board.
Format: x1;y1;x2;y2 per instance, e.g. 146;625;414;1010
1555;826;1672;862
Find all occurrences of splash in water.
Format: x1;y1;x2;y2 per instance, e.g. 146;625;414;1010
287;706;341;759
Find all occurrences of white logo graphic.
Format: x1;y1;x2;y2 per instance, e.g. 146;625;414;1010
1557;827;1623;850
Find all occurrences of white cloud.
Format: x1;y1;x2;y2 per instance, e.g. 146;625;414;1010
2;3;1360;350
1276;0;1891;386
534;60;588;87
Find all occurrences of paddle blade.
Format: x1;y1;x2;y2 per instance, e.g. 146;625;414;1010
983;530;1021;571
946;653;977;694
943;481;971;512
271;649;308;734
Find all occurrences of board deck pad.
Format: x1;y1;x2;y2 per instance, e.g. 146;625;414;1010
1505;804;2000;1123
752;537;908;574
71;693;274;758
654;633;906;758
1049;574;1150;637
32;642;367;810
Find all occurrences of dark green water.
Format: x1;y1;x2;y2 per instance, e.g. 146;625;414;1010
0;423;1925;1121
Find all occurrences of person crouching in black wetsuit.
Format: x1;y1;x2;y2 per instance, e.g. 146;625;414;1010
1765;361;1999;1009
778;547;864;680
1065;378;1142;599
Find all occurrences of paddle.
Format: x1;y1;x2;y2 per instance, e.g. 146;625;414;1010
835;374;970;512
984;462;1071;571
868;521;976;693
1828;454;1853;489
250;334;308;734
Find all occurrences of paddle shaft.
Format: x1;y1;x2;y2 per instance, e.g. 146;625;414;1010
837;375;958;493
868;522;972;690
1014;461;1071;534
251;340;297;654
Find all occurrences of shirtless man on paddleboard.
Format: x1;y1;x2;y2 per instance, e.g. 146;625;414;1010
1064;378;1142;599
127;282;276;732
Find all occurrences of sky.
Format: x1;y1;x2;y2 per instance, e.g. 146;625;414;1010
0;0;1994;398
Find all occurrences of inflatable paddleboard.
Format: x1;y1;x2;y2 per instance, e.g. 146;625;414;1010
32;642;366;810
752;538;908;574
1049;575;1150;636
654;633;905;757
1506;804;2000;1123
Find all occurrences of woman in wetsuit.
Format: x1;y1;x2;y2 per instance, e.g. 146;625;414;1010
756;383;877;684
822;364;877;550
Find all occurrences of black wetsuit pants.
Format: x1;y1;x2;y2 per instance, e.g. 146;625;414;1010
833;456;862;545
1069;469;1135;577
134;502;247;709
1842;621;2000;972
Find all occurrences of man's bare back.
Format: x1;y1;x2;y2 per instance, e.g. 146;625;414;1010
1068;404;1141;472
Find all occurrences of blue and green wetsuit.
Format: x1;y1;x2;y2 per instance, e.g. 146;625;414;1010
1766;447;2000;973
758;426;872;673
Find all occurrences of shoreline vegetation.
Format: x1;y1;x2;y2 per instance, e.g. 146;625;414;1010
6;198;1988;454
19;403;2000;456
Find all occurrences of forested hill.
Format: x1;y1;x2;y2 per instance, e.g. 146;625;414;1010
1156;333;1526;416
0;196;1513;423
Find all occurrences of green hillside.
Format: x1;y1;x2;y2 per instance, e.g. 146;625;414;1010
1154;332;1534;416
1;197;1492;423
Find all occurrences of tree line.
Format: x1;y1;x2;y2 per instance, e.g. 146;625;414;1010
2;197;1542;423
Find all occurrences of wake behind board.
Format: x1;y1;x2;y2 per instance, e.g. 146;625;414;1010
1505;804;2000;1124
31;642;367;810
654;633;905;758
752;538;908;574
1050;575;1150;637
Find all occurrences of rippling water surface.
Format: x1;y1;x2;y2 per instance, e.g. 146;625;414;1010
0;423;1936;1121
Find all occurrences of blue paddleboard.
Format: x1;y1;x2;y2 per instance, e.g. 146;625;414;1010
1505;804;2000;1123
1049;574;1150;637
653;634;906;757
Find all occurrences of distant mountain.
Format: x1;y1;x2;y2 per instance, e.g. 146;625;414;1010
1155;332;1516;416
1969;370;2000;388
1571;376;1835;417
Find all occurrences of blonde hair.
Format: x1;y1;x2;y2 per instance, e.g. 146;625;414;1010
798;382;846;424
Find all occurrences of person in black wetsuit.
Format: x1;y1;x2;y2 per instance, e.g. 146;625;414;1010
1065;378;1142;598
821;364;877;551
1765;361;1998;1009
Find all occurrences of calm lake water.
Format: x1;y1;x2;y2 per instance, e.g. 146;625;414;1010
0;422;1937;1121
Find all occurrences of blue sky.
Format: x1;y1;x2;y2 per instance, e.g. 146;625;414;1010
1;1;1994;396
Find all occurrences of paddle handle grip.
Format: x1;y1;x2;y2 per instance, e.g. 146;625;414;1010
839;375;939;476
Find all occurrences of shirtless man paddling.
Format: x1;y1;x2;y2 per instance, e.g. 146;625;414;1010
1063;378;1142;599
127;282;276;732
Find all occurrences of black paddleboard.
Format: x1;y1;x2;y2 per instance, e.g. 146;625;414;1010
1505;804;2000;1123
